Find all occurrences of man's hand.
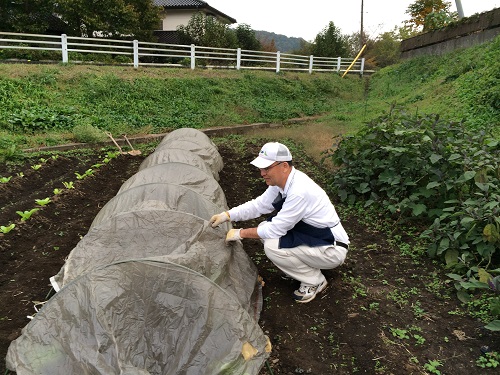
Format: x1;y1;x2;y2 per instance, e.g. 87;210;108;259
225;228;242;242
210;211;230;227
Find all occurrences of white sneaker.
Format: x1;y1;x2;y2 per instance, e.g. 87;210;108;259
293;280;328;303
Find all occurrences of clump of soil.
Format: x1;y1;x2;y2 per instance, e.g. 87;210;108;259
0;140;498;374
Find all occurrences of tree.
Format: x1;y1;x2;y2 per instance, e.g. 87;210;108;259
234;24;261;51
367;30;401;68
290;39;313;56
259;38;277;53
0;0;161;40
344;32;363;57
54;0;161;40
311;22;349;58
363;26;419;69
405;0;458;32
0;0;57;33
177;12;237;48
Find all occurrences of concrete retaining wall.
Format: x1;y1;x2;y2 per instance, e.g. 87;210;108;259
401;8;500;59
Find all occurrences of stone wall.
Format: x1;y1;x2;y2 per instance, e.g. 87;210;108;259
400;8;500;59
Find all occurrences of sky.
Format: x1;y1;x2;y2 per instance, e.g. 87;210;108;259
208;1;500;41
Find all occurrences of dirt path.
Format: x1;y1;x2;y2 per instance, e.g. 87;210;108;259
0;140;498;374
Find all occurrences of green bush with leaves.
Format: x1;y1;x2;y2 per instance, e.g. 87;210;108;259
323;107;499;271
7;108;76;133
72;123;106;143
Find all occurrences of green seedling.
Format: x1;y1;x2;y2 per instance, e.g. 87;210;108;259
51;155;58;160
390;328;409;340
35;198;51;206
92;163;104;168
477;351;500;368
423;360;442;374
75;169;94;180
16;208;40;221
62;181;74;189
39;158;47;163
17;172;24;178
53;188;63;195
0;176;12;183
31;164;42;170
413;334;426;345
106;151;120;159
0;224;16;234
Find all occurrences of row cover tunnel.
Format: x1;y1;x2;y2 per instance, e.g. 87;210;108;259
7;128;270;374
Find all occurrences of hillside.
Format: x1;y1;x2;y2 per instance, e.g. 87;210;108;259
254;30;308;52
0;34;499;153
364;34;500;133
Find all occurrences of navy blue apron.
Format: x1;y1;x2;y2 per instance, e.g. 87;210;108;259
268;193;338;249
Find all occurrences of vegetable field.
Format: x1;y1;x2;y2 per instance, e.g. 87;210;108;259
1;137;499;374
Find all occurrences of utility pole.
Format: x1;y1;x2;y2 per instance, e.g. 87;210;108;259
360;0;364;50
455;0;464;19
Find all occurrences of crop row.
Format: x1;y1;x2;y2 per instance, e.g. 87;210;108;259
0;151;121;235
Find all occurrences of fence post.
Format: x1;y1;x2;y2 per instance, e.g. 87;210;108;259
190;44;196;70
336;57;341;72
133;40;139;69
309;55;313;74
360;57;365;76
61;34;68;63
236;48;241;70
276;51;280;73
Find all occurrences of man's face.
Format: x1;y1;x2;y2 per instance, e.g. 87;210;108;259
259;161;284;186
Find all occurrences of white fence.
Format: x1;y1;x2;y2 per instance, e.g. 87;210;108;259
0;32;366;75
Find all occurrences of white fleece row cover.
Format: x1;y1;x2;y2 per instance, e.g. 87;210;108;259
7;128;269;375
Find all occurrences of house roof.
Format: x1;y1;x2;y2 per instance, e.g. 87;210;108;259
154;0;236;24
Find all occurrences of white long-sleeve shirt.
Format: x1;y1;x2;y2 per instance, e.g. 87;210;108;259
228;168;349;243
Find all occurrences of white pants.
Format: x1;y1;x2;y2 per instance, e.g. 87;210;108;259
263;238;347;286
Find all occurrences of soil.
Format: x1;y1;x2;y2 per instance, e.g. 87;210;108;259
0;139;498;375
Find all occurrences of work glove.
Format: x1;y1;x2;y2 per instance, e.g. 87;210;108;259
210;211;230;227
225;229;242;242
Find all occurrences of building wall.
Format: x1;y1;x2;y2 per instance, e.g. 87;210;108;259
161;10;196;31
401;8;500;59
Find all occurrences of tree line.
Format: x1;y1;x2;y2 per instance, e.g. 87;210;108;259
0;0;460;68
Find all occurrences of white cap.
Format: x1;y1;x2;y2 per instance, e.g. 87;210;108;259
250;142;292;168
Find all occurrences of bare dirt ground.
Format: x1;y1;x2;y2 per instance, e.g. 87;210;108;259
0;138;498;374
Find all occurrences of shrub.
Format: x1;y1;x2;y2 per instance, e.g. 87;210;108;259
323;107;499;272
72;124;106;143
8;108;76;133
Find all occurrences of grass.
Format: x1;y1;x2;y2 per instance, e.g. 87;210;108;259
1;35;499;153
0;65;365;150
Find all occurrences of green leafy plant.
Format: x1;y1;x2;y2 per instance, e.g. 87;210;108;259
0;223;16;234
103;151;121;161
0;176;12;183
62;181;75;189
16;208;40;221
35;197;51;206
53;188;63;195
17;172;24;178
423;360;442;374
323;107;499;285
8;107;75;133
477;351;500;369
73;123;107;143
390;327;409;340
75;169;94;180
413;334;426;345
447;268;500;331
31;164;42;170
